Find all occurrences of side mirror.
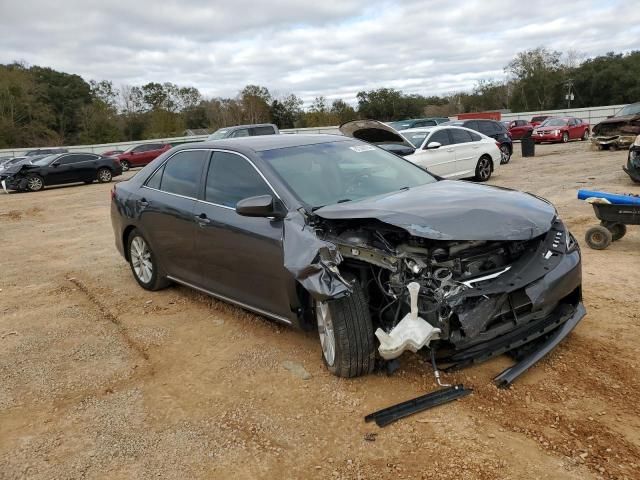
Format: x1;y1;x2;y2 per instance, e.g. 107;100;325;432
236;194;285;218
426;142;442;149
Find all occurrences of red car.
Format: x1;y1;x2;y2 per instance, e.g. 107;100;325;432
532;117;590;144
504;120;533;140
530;115;551;128
116;143;172;171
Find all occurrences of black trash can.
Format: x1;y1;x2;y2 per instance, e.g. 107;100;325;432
521;131;535;157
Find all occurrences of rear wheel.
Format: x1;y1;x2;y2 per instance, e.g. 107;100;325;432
127;229;170;291
562;132;569;143
26;175;44;192
499;144;511;164
97;168;112;183
585;225;612;250
474;155;493;181
315;279;376;378
120;160;130;172
581;130;589;141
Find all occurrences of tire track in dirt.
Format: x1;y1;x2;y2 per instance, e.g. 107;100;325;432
66;275;151;363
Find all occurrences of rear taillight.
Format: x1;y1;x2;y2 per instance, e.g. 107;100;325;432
495;142;501;148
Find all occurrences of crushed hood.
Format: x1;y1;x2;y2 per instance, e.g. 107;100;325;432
339;120;415;149
315;180;556;241
592;114;640;136
0;162;35;175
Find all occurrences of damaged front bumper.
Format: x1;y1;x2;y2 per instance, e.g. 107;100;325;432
591;135;637;149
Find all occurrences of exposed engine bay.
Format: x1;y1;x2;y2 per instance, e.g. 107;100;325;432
308;216;581;365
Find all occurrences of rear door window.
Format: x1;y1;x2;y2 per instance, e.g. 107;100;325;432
251;126;276;136
205;152;271;207
450;129;474;144
476;121;494;135
156;150;208;198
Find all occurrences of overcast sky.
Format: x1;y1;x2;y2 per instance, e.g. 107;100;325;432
1;0;639;103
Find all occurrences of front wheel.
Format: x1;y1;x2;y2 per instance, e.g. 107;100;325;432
26;175;44;192
581;130;589;141
562;132;569;143
499;144;511;164
120;160;130;172
474;156;493;181
97;168;113;183
315;279;376;378
127;229;170;291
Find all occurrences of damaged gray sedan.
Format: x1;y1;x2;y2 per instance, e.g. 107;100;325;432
111;135;585;385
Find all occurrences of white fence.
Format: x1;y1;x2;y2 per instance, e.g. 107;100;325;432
0;104;627;157
0;126;341;157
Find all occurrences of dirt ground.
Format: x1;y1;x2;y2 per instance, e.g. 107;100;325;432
1;141;639;480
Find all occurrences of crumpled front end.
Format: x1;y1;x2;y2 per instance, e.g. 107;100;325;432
591;117;640;149
292;211;584;369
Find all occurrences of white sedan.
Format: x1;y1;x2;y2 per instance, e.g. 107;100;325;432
340;121;501;181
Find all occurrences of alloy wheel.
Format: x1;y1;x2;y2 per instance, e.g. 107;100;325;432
477;157;491;180
500;145;510;164
130;236;153;284
27;176;43;191
316;301;336;366
98;169;112;182
121;161;130;172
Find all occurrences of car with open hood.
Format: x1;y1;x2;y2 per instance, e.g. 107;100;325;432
532;117;590;144
110;135;584;385
339;120;500;181
591;103;640;150
0;152;122;192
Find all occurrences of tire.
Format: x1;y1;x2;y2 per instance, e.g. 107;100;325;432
315;279;376;378
97;167;113;183
601;221;627;241
562;132;569;143
25;174;44;192
120;160;130;172
581;130;589;141
126;229;170;291
585;225;612;250
499;144;511;164
474;155;493;182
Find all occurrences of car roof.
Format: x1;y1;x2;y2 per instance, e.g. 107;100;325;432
400;125;488;136
216;123;277;130
193;134;350;153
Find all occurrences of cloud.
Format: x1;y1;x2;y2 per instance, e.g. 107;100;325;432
1;0;638;103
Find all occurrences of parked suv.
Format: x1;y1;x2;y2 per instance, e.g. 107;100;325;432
443;119;513;164
207;124;279;141
116;143;172;171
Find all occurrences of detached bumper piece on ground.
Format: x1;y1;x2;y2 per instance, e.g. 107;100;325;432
365;385;472;427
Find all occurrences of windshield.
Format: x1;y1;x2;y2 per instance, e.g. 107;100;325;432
31;155;58;166
616;103;640;117
207;129;230;140
540;118;567;127
259;139;436;209
403;130;432;148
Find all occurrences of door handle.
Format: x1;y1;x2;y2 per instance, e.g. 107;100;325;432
195;213;211;226
139;198;149;207
446;148;454;152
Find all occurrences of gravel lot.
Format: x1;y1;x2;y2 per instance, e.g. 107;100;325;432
1;141;639;479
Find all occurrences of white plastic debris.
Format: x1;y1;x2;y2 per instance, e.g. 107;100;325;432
375;282;441;360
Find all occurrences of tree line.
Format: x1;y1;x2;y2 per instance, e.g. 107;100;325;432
1;48;639;148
